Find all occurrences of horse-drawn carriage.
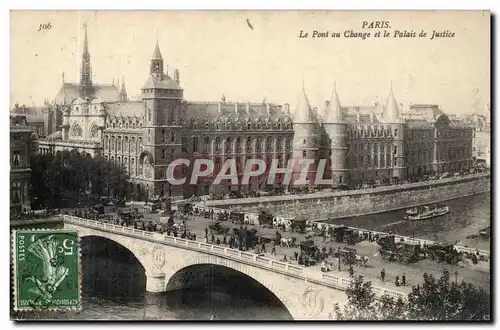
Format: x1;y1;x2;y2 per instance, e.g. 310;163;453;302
377;235;422;264
144;203;160;213
425;243;462;265
118;208;144;225
300;240;321;265
209;221;230;235
333;226;362;245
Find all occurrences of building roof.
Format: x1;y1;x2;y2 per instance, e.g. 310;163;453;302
46;131;62;139
383;87;400;121
26;114;45;123
408;104;445;122
183;101;288;120
54;83;120;104
291;86;317;124
405;119;434;130
152;42;163;60
141;74;183;90
106;101;143;118
449;120;473;129
323;83;343;123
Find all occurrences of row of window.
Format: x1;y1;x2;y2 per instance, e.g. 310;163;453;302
180;136;293;154
187;120;293;131
107;120;143;129
104;135;143;154
347;127;398;138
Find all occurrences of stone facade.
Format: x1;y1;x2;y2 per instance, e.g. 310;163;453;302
33;25;474;200
64;218;353;320
10;114;38;215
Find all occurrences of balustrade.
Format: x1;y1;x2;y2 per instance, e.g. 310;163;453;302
62;215;407;298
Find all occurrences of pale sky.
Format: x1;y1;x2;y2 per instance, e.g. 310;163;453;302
10;10;490;115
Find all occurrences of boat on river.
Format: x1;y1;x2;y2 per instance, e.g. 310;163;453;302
404;204;450;221
479;226;490;237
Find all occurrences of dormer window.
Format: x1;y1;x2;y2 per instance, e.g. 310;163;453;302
205;122;209;130
193;122;198;130
216;122;221;130
247;122;251;130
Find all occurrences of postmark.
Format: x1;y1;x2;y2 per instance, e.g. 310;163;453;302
12;229;81;311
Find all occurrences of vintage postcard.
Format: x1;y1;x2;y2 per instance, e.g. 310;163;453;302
10;10;490;321
12;230;81;312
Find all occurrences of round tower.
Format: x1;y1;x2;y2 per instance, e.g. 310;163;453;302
291;84;320;189
383;83;405;179
323;83;349;187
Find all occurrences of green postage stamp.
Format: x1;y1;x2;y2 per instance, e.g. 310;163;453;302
12;230;81;311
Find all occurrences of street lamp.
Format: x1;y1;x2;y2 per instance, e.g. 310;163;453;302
337;247;341;271
454;271;458;285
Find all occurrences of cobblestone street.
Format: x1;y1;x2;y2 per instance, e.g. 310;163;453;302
132;207;490;293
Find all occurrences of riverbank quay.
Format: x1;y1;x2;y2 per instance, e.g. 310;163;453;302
97;208;490;293
201;173;490;221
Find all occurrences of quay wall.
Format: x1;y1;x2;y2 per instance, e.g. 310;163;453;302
203;174;491;221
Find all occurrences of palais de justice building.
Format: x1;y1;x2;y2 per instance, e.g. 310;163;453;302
37;26;474;200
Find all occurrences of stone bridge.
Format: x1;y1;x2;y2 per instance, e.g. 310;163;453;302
63;215;407;320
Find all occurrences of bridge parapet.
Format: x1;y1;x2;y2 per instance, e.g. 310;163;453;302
62;215;408;300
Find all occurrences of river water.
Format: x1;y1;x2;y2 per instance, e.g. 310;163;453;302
51;193;491;320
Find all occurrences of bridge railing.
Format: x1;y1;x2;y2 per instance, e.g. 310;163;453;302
63;215;408;299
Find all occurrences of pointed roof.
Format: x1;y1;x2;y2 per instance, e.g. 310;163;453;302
141;74;183;90
152;41;163;60
83;23;89;55
323;82;343;123
383;82;400;121
120;76;126;92
291;84;317;124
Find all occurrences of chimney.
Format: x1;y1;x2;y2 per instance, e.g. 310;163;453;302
174;69;180;85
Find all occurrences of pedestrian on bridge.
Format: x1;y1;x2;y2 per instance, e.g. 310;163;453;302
261;243;266;253
348;265;354;277
395;275;400;287
271;246;276;255
402;273;406;286
211;234;215;244
381;269;386;282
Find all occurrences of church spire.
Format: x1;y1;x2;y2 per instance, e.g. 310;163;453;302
80;23;93;97
150;35;164;75
119;76;128;101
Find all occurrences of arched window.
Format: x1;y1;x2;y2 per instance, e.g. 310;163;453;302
192;137;198;153
236;137;242;152
203;137;210;153
215;137;221;152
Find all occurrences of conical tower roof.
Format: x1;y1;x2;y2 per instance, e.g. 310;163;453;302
383;82;400;122
291;84;317;124
323;82;343;123
152;42;163;60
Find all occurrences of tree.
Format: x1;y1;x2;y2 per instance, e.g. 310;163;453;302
406;270;490;320
333;271;490;321
29;150;131;209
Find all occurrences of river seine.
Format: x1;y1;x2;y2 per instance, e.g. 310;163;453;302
70;193;490;320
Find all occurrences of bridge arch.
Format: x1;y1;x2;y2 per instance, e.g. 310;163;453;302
65;224;154;273
80;235;148;297
164;254;300;319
